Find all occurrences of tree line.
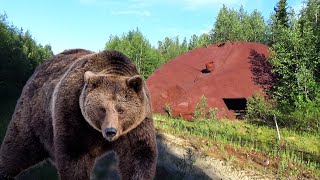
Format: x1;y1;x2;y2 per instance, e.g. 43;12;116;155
0;14;53;99
104;4;270;78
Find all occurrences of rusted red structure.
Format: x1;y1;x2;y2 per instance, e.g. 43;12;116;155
146;42;271;120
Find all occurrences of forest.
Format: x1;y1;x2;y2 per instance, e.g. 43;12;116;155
0;0;319;179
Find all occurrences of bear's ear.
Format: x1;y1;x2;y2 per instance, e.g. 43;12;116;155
126;75;143;92
84;71;95;83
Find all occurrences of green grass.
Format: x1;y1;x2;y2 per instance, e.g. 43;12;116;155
154;114;320;179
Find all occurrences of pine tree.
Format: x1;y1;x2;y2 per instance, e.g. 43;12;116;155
249;10;267;43
274;0;289;27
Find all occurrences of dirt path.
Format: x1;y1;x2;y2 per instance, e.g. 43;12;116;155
156;132;275;180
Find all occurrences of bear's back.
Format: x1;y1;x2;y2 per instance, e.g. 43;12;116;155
26;49;93;98
11;49;93;154
20;49;93;111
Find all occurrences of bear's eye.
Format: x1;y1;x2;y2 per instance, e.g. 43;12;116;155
117;107;124;114
98;107;105;116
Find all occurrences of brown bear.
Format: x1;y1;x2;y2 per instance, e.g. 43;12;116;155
0;49;157;180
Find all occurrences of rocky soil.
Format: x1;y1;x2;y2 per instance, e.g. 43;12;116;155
156;132;275;180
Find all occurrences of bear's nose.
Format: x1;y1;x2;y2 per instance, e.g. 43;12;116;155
104;128;117;138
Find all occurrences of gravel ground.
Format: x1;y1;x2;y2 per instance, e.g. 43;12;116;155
156;132;275;180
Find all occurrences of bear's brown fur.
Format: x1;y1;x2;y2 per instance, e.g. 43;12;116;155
0;49;157;180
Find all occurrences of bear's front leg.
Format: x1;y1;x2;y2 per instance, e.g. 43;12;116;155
53;125;99;180
114;119;157;180
55;151;95;180
116;139;157;180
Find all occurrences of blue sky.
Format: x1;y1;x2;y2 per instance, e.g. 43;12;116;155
1;0;303;54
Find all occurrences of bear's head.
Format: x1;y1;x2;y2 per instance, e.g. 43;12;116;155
79;71;150;141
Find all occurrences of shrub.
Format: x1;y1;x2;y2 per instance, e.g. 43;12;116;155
165;103;172;117
207;107;218;120
280;96;320;132
246;92;276;123
193;95;219;121
247;92;320;132
193;95;207;119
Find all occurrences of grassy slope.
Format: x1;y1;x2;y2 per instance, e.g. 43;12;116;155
154;114;320;179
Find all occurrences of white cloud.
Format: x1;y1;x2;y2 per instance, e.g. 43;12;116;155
79;0;97;4
184;0;241;6
182;0;247;10
79;0;248;11
129;0;153;7
111;10;151;16
127;0;246;6
79;0;152;16
79;0;124;6
79;0;150;7
79;0;249;10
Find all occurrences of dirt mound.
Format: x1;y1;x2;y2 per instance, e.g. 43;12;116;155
146;42;271;120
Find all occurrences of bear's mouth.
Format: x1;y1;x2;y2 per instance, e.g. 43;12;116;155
104;136;116;141
103;135;118;141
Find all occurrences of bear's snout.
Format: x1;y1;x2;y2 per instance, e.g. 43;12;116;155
104;127;117;139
